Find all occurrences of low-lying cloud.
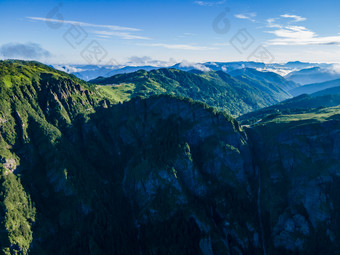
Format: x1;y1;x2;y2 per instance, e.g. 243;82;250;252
329;64;340;74
0;42;51;59
127;56;176;67
179;61;211;72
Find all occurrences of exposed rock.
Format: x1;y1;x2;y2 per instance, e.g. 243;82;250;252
1;158;17;172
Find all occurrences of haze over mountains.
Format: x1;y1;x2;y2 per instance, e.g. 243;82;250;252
53;61;338;83
290;79;340;96
286;66;340;85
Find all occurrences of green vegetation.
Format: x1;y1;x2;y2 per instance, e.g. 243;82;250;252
0;60;106;253
96;83;136;103
91;68;292;116
0;167;35;255
238;93;340;125
229;68;299;91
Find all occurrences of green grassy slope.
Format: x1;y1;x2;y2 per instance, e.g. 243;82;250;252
229;68;299;91
91;68;292;116
238;93;340;125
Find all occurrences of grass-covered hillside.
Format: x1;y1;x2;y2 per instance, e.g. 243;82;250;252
229;68;299;91
90;68;292;116
0;60;106;254
238;93;340;126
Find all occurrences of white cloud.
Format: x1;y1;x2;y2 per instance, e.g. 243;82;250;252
280;14;307;22
27;17;149;40
193;64;211;71
126;56;176;67
179;61;211;71
53;65;84;73
27;17;140;31
330;64;340;74
93;30;150;40
194;0;225;6
0;42;50;60
266;18;282;28
267;32;340;46
179;60;195;67
142;43;216;51
268;25;315;40
235;12;257;22
265;15;340;46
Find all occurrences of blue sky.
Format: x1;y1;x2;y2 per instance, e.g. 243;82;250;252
1;0;340;65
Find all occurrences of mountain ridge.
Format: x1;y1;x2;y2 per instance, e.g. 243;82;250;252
90;67;292;116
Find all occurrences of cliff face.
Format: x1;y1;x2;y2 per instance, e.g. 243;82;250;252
1;61;340;255
0;61;103;254
31;95;260;254
246;109;340;254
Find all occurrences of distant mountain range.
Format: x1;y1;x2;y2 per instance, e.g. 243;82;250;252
290;78;340;96
286;66;340;85
53;61;335;81
311;85;340;97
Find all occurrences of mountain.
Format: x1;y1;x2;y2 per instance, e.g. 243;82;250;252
238;93;340;125
280;61;315;69
286;67;340;85
90;68;292;116
2;60;340;254
240;102;340;254
0;60;107;254
53;61;331;82
311;85;340;97
54;64;161;81
229;68;299;91
171;61;266;73
289;78;340;96
0;61;258;254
